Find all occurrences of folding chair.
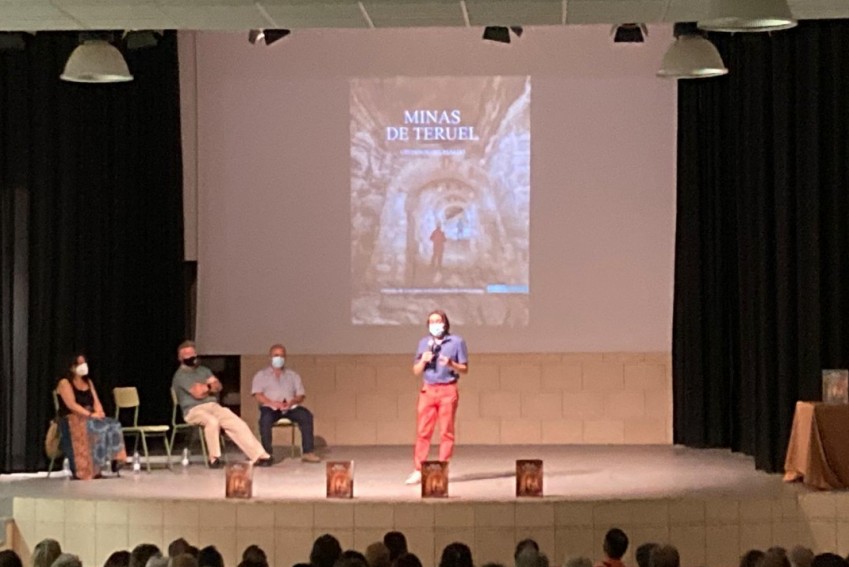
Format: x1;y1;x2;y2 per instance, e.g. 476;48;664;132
170;387;225;466
47;390;62;477
272;417;301;457
113;387;172;472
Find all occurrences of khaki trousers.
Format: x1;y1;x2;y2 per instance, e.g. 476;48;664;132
185;402;269;462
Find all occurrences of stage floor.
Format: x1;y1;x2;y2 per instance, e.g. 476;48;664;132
0;445;804;502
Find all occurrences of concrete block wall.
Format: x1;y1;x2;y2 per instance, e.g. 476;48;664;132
239;352;672;448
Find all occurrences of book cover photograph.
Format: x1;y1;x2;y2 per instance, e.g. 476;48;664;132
350;76;531;327
326;461;354;498
822;369;849;404
516;459;543;497
421;460;449;498
225;461;253;499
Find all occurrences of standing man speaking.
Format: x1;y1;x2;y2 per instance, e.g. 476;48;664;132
406;309;468;485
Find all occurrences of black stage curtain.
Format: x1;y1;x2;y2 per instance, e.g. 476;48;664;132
674;21;849;473
0;32;186;473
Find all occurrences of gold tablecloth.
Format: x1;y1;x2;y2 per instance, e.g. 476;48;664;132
784;401;849;490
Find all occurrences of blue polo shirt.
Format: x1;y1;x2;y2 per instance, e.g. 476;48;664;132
414;334;468;385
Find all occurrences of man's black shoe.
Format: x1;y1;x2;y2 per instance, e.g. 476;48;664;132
256;457;274;468
208;458;223;469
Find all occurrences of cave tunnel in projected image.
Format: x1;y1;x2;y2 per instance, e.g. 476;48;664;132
350;76;531;327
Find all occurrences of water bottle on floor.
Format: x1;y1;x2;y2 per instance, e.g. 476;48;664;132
181;448;190;469
132;450;141;475
62;457;71;479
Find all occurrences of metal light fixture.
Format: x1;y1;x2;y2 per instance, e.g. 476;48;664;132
657;23;728;80
482;26;523;44
248;29;291;46
612;24;647;43
698;0;796;32
0;32;26;51
60;39;133;83
124;30;162;50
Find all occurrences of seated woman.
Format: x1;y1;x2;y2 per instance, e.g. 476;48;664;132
56;354;126;479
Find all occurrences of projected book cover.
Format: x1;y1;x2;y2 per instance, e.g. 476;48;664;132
351;76;531;326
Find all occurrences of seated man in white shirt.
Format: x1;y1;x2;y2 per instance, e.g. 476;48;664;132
251;343;321;463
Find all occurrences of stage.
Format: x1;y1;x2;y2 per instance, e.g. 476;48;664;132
2;445;845;567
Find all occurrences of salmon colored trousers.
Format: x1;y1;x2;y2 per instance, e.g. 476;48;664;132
414;382;459;470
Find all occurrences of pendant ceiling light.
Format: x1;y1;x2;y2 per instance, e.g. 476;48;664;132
698;0;797;33
60;39;133;83
657;24;729;80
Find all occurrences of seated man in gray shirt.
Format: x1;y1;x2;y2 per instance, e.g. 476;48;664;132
251;343;321;463
172;340;272;468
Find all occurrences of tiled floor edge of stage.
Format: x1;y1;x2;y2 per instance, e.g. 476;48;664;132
3;446;847;567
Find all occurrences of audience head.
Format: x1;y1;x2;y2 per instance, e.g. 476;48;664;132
482;564;506;567
564;558;592;567
392;554;422;567
741;550;766;567
365;543;391;567
104;552;131;567
812;554;849;567
146;555;169;567
649;545;679;567
439;543;473;567
241;546;267;567
334;551;368;567
169;555;197;567
0;551;23;567
197;548;224;567
517;550;548;567
311;534;343;567
635;544;659;567
514;541;539;563
761;550;791;567
789;547;815;567
168;540;192;559
383;532;408;563
51;555;82;567
602;529;629;561
130;545;161;567
32;539;63;567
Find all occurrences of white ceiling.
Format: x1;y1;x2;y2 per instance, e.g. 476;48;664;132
0;0;846;31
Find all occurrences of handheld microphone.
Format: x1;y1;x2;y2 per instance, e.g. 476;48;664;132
426;339;439;368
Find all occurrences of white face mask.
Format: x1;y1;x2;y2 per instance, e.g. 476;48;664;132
429;323;445;337
75;362;89;377
271;356;285;369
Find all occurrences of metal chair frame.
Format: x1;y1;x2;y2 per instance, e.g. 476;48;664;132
170;387;226;466
113;387;172;472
